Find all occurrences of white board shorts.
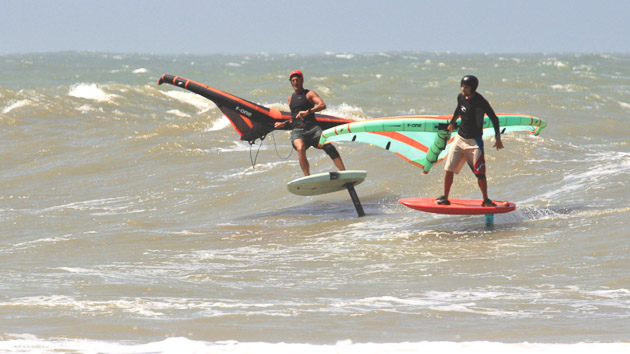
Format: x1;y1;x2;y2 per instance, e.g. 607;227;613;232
444;134;486;175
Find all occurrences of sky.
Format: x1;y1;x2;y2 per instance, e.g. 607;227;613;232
1;0;629;55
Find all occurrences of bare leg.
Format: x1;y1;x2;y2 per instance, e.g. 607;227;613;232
293;139;310;176
478;176;489;201
332;156;346;171
443;171;454;199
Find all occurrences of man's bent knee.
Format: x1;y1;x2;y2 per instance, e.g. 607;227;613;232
322;144;340;160
292;139;306;151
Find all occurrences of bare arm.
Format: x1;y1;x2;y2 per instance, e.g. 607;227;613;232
485;101;504;150
274;96;293;129
305;90;326;115
293;90;326;120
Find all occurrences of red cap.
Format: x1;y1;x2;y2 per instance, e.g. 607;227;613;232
289;70;303;79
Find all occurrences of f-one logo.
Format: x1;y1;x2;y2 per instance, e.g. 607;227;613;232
235;106;252;117
406;123;424;128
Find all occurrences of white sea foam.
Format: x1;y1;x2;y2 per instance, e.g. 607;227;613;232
68;83;117;102
161;90;217;112
132;68;148;74
559;151;630;195
540;58;568;68
40;196;144;216
166;109;191;118
2;99;31;113
326;103;366;119
356;295;438;307
316;85;332;95
11;236;71;250
56;267;91;273
213;140;260;153
336;54;355;60
589;288;630;297
523;150;630;204
2;296;165;317
75;104;95;113
618;101;630;110
215;160;293;181
207;115;232;131
1;295;294;319
0;337;628;354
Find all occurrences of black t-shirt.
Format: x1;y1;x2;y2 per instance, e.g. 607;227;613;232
450;92;500;139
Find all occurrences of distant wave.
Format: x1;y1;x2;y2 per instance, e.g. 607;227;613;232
160;89;217;112
2;99;31;113
68;83;117;102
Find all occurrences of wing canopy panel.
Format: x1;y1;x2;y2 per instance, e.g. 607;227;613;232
320;114;546;173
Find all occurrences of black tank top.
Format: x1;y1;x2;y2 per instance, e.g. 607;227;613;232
289;89;316;129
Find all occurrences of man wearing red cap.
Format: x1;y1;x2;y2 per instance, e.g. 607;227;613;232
274;70;346;176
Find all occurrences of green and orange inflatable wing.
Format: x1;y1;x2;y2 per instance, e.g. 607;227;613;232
319;114;547;174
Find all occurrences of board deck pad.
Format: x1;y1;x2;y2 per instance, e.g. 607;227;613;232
287;170;367;196
399;198;516;215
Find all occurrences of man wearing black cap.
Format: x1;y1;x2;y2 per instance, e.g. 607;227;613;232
274;70;345;176
437;75;504;207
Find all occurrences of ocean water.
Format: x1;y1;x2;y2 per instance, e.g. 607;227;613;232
1;52;629;353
